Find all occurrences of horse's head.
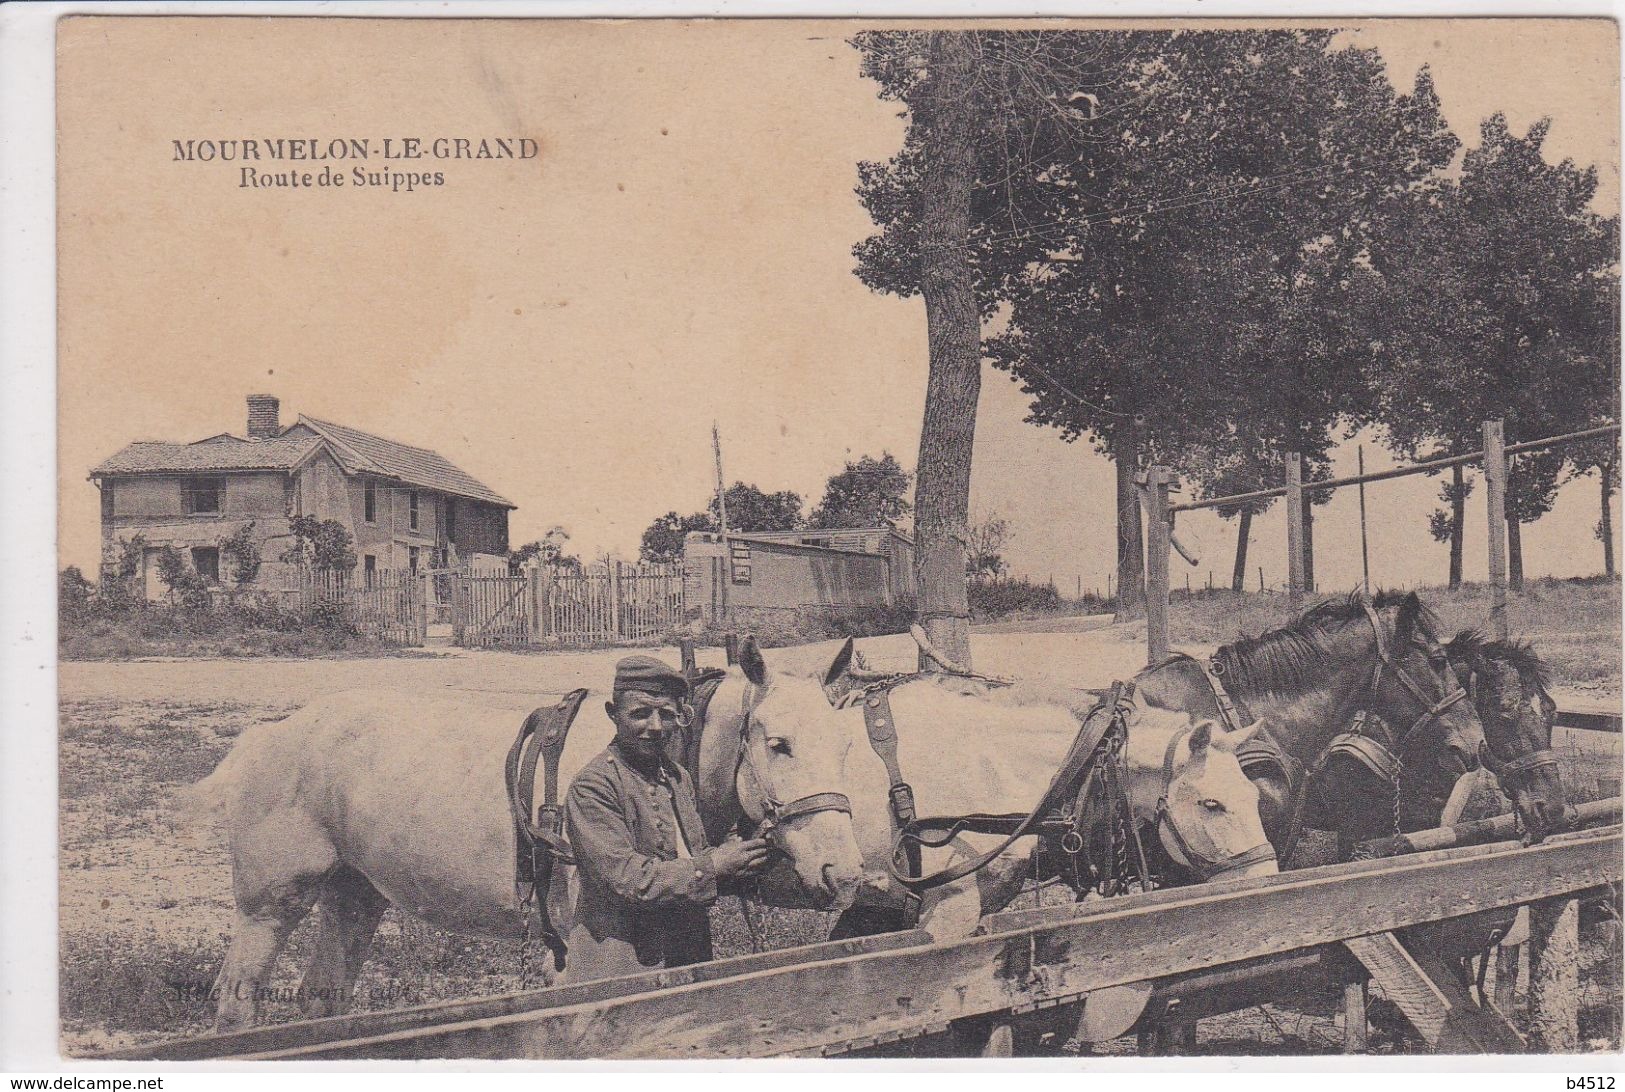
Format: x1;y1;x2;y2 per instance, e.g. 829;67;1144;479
1448;632;1574;841
729;637;865;910
1155;718;1278;882
1361;592;1485;811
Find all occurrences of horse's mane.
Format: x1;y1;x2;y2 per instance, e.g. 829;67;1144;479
1210;590;1434;699
1446;629;1554;693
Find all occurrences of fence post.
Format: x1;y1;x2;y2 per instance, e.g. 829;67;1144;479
1483;419;1510;641
418;571;429;645
1526;897;1580;1051
527;563;542;642
1285;453;1305;605
609;561;624;640
1144;465;1171;664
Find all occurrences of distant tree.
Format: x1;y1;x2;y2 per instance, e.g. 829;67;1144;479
639;511;715;565
965;512;1011;583
510;526;582;574
711;482;804;534
810;453;913;529
1570;431;1621;578
637;483;804;564
58;565;95;624
1363;114;1619;588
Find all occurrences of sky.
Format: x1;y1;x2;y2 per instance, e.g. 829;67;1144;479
56;17;1620;594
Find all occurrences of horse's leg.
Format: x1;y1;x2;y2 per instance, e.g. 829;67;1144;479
299;865;390;1019
212;814;336;1030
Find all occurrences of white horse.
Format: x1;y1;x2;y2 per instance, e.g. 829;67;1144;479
189;637;1273;1031
187;640;866;1030
748;639;1279;941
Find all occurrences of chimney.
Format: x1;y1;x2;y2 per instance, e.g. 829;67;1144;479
246;394;280;439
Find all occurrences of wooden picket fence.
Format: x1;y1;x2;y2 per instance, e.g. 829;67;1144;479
541;561;686;645
276;569;426;646
453;573;535;647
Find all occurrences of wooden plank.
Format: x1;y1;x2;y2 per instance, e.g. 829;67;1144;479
236;828;1618;1060
1144;466;1171;664
107;929;934;1062
1343;932;1524;1053
1555;709;1623;734
1528;897;1581;1052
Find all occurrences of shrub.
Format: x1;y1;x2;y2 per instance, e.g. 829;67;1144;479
154;546;213;611
218;522;262;586
969;578;1062;621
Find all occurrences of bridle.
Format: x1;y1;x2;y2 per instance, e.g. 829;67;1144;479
1280;602;1471;859
1465;668;1561;797
733;681;852;851
1154;726;1278;881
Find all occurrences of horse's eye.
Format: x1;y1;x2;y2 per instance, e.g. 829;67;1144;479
1199;798;1225;812
767;737;792;757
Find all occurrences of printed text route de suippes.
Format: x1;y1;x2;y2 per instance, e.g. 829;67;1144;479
171;137;539;162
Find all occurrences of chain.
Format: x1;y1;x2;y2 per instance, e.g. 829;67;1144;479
1391;752;1405;846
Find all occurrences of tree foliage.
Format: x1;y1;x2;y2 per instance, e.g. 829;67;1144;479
965;512;1011;582
280;515;357;574
810;452;913;529
637;483;805;564
510;526;582;574
217;522;263;587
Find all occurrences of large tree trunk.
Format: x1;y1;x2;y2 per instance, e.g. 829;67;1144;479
1231;508;1253;593
1112;422;1145;621
910;30;981;671
1602;473;1616;579
1507;516;1525;591
1448;464;1466;590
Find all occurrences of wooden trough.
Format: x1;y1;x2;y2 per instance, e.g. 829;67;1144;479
103;820;1621;1061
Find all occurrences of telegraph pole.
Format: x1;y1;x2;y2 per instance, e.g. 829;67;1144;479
712;421;729;536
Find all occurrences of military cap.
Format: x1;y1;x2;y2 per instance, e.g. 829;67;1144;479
612;655;691;699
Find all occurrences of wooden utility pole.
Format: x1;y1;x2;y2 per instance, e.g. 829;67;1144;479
1285;453;1305;605
1144;466;1171;664
1483;419;1509;641
1357;445;1371;594
712;421;730;537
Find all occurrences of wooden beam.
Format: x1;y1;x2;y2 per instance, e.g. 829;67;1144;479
1527;898;1581;1052
222;828;1618;1060
1343;932;1524;1053
1144;465;1171;664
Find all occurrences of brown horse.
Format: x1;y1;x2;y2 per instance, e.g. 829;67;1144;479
1446;631;1576;841
1132;592;1485;857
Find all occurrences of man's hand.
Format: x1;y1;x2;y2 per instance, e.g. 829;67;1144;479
712;837;772;878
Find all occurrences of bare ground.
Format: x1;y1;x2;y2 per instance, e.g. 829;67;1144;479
58;600;1622;1056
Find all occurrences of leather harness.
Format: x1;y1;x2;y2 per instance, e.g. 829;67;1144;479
506;688;589;971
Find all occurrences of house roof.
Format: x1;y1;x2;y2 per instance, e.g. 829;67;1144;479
294;416;515;508
90;414;515;510
89;436;324;475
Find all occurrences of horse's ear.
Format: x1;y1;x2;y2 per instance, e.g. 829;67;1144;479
1214;721;1261;752
739;634;768;687
823;637;855;688
1187;719;1214;757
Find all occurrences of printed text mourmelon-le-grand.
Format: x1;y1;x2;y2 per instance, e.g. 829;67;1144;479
169;137;540;193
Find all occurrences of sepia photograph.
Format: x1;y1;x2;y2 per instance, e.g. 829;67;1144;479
18;8;1625;1066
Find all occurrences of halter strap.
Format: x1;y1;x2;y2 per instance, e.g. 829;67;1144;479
734;681;851;849
1154;726;1277;881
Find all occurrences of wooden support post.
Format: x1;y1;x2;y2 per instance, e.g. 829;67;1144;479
981;1022;1013;1057
1342;979;1368;1054
1145;465;1171;664
1285;453;1305;605
1527;897;1580;1052
1484;419;1510;641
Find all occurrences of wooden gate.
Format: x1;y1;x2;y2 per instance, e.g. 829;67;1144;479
453;573;534;647
541;562;686;644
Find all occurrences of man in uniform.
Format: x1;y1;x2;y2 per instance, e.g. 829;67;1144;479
562;654;769;982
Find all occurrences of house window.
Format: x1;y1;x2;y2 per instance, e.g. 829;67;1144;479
364;480;377;523
181;477;223;515
191;546;220;583
408;546;421;573
444;499;456;543
100;482;114;520
408;491;420;531
363;554;376;587
284;476;297;516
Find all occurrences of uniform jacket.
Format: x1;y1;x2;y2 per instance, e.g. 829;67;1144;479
563;740;719;983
